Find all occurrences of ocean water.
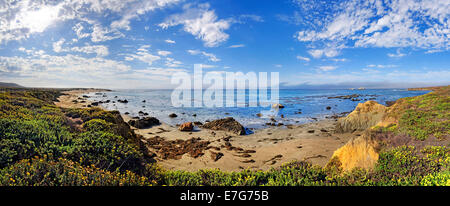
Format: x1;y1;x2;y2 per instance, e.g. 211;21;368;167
86;89;429;129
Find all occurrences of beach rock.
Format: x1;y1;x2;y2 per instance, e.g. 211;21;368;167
124;112;130;115
192;114;197;117
202;117;246;135
326;106;332;110
178;122;194;131
385;101;396;107
169;113;177;118
328;94;360;100
91;102;99;106
272;103;285;109
128;117;160;129
335;100;387;133
256;113;262;117
193;121;203;126
142;100;146;103
118;99;128;103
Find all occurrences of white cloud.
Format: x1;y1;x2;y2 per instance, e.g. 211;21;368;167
0;1;63;43
187;49;220;62
0;0;181;44
318;66;337;71
165;57;182;67
137;45;151;52
331;58;348;62
52;38;109;57
158;50;172;56
73;23;90;40
165;39;176;44
53;38;66;53
308;48;339;58
367;64;397;68
228;44;245;48
126;46;160;65
71;44;109;57
294;0;450;55
91;24;124;42
236;14;264;23
0;50;130;77
296;56;310;62
110;0;181;31
387;49;406;58
199;64;217;69
159;3;231;47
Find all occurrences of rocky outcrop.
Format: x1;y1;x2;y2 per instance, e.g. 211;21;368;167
335;101;387;133
179;122;193;131
202;117;246;135
128;117;160;129
328;132;379;171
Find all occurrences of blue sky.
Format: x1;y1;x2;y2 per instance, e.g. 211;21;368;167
0;0;449;89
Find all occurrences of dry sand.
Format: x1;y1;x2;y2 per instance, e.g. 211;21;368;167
55;89;107;109
56;90;358;172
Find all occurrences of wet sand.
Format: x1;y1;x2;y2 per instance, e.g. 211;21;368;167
56;90;358;172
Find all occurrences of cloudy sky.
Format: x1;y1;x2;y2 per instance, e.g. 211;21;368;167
0;0;449;89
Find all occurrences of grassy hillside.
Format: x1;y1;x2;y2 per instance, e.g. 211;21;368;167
0;87;448;186
380;86;449;141
0;82;23;88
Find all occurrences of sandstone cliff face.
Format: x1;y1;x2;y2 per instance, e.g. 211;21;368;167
335;101;387;133
329;133;379;171
331;100;387;171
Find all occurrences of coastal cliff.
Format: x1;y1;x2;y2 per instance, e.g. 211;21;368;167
329;86;450;171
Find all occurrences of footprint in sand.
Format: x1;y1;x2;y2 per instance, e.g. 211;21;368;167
241;159;255;163
263;154;283;165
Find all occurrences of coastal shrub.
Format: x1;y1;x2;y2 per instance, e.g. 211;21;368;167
0;89;146;173
420;171;450;186
0;119;72;168
369;146;449;185
0;158;151;186
83;119;112;132
70;130;143;172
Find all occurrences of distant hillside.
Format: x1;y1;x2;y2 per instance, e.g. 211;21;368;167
0;82;24;88
408;85;447;91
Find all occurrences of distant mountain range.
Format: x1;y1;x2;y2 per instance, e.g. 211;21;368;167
0;82;24;88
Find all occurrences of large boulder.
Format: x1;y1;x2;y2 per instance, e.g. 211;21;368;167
202;117;246;135
335;101;387;133
128;117;160;129
178;122;193;131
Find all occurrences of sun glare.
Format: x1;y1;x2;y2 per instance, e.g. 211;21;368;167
19;5;60;33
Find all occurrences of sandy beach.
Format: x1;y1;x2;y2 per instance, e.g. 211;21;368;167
56;89;358;172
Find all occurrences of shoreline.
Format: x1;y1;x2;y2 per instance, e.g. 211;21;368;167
55;89;358;172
